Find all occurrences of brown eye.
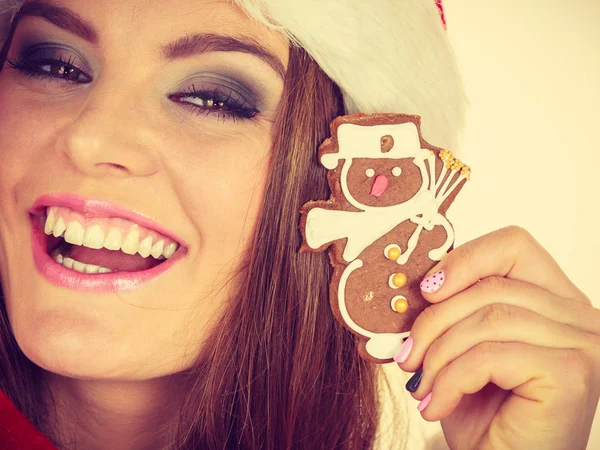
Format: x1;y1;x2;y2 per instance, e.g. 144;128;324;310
177;96;227;110
42;60;90;82
169;85;259;122
7;55;92;84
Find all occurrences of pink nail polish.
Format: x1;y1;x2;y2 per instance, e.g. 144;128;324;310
418;392;432;412
393;336;413;364
420;270;445;293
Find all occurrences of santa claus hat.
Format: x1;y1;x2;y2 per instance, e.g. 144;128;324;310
233;0;467;152
0;0;467;152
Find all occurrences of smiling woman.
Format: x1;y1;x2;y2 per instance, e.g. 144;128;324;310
0;0;466;449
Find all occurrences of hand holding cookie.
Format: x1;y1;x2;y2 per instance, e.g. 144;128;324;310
398;226;600;450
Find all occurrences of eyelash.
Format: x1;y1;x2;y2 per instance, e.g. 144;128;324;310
6;55;91;83
169;84;259;123
6;56;259;123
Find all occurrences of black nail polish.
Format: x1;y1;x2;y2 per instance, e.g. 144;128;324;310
406;367;423;393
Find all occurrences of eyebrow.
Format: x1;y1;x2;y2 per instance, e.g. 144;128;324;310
162;34;286;80
15;0;98;44
14;1;286;80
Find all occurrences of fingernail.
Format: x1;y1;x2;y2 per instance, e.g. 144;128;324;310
417;392;432;412
421;270;445;293
405;367;423;393
394;336;413;364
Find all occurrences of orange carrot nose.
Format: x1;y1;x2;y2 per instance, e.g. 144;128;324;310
370;175;389;197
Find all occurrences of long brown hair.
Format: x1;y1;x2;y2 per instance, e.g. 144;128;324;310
0;42;388;449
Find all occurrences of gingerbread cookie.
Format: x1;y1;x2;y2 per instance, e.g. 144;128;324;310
299;113;471;363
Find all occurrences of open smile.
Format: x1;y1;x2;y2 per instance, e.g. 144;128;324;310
28;194;188;292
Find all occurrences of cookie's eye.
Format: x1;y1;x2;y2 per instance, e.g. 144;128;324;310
392;167;402;177
366;168;375;178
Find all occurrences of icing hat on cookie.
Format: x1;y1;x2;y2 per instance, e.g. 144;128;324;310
321;122;429;170
0;0;466;151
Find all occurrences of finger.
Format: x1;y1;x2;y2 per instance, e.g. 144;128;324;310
420;226;584;302
403;302;599;397
416;341;594;423
399;277;600;372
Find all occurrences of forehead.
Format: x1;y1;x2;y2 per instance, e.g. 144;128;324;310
21;0;289;67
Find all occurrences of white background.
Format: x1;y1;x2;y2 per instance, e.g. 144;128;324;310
410;1;600;448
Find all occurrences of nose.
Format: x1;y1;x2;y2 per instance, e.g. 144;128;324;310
370;174;389;197
57;93;159;178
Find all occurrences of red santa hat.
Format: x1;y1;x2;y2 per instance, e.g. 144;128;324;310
0;0;466;152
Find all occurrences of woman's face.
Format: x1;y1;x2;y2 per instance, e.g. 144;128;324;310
0;0;288;379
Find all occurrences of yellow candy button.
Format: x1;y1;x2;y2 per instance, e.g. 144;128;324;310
392;273;407;288
387;247;401;261
392;296;408;313
384;244;402;261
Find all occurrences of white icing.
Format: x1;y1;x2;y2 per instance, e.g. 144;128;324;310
366;168;375;177
392;166;402;177
388;273;399;289
438;173;467;207
306;122;468;360
365;333;410;360
306;200;420;262
321;122;430;169
337;259;375;339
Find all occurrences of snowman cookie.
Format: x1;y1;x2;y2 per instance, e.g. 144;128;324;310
299;113;471;363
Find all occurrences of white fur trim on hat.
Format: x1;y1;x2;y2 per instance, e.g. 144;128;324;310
0;1;19;44
234;0;469;152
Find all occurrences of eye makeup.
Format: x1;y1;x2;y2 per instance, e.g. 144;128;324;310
7;42;93;84
3;7;287;120
169;72;261;121
6;38;268;123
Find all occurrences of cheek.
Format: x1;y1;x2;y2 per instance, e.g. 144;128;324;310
166;131;271;259
0;86;33;191
0;83;68;198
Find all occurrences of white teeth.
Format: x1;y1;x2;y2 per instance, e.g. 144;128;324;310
163;242;178;259
138;236;153;258
84;264;100;274
104;228;122;251
72;260;86;273
64;221;85;245
121;228;140;255
150;240;164;259
52;216;67;238
44;208;181;261
53;252;112;274
44;208;57;235
83;224;105;249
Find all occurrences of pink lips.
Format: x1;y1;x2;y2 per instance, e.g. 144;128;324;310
370;175;389;197
28;193;188;292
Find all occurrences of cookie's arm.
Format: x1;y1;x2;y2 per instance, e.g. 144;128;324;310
304;208;378;261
